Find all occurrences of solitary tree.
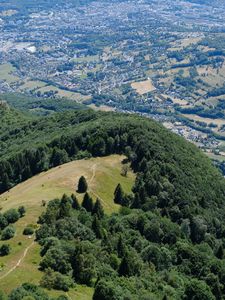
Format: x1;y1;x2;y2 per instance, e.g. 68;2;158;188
82;193;93;212
18;206;26;218
0;244;10;256
77;176;88;193
114;184;124;204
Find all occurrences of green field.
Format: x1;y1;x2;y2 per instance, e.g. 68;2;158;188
19;80;47;91
36;85;91;102
0;63;20;83
0;155;135;298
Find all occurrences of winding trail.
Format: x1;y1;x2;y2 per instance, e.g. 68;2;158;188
0;240;35;280
89;163;114;209
90;163;97;183
66;292;73;300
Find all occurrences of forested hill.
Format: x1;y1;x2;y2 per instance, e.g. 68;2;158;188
1;107;225;298
0;106;225;221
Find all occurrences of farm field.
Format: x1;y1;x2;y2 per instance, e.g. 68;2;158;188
182;113;225;128
88;103;115;112
36;85;91;102
0;63;20;83
131;79;156;95
19;80;47;91
0;155;135;298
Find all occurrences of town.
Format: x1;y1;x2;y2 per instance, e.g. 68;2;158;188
0;0;225;161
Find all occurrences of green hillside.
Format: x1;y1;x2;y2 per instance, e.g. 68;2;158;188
0;106;225;299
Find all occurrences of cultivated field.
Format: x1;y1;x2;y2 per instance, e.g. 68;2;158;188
36;85;91;102
0;63;20;83
131;79;156;95
183;113;225;129
19;80;47;91
0;155;135;298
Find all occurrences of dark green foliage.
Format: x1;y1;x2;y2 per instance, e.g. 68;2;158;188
215;245;224;259
23;227;34;235
0;214;8;230
71;194;80;210
1;93;86;116
40;237;61;257
18;206;26;218
117;235;127;258
93;280;122;300
3;209;20;224
77;176;88;193
71;244;96;285
40;268;74;292
8;282;61;300
92;198;104;219
1;225;15;240
39;247;72;275
184;279;215;300
36;194;225;298
0;244;10;256
118;250;141;277
59;194;72;218
2;108;225;298
141;244;172;271
113;183;124;204
50;148;68;167
82;193;93;212
92;215;103;239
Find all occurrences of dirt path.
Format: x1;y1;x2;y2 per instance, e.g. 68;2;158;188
90;163;98;183
0;240;35;280
66;292;73;300
89;163;114;209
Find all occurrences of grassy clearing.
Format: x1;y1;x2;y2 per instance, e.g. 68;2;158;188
182;113;225;128
0;155;135;297
36;85;91;102
19;80;47;91
88;104;115;112
71;55;99;63
0;63;20;83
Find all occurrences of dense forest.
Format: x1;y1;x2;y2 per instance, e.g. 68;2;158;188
1;106;225;299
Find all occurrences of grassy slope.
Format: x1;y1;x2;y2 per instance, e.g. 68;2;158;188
0;155;135;298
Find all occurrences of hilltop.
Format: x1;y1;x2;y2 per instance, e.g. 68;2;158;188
0;108;225;299
0;155;134;299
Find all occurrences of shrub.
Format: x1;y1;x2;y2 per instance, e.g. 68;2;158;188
40;268;74;292
23;227;34;235
3;209;20;224
1;225;15;240
0;244;10;256
18;206;26;217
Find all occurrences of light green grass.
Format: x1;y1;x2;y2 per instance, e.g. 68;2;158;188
36;85;91;102
0;63;20;83
0;155;135;298
71;55;99;63
20;80;47;91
